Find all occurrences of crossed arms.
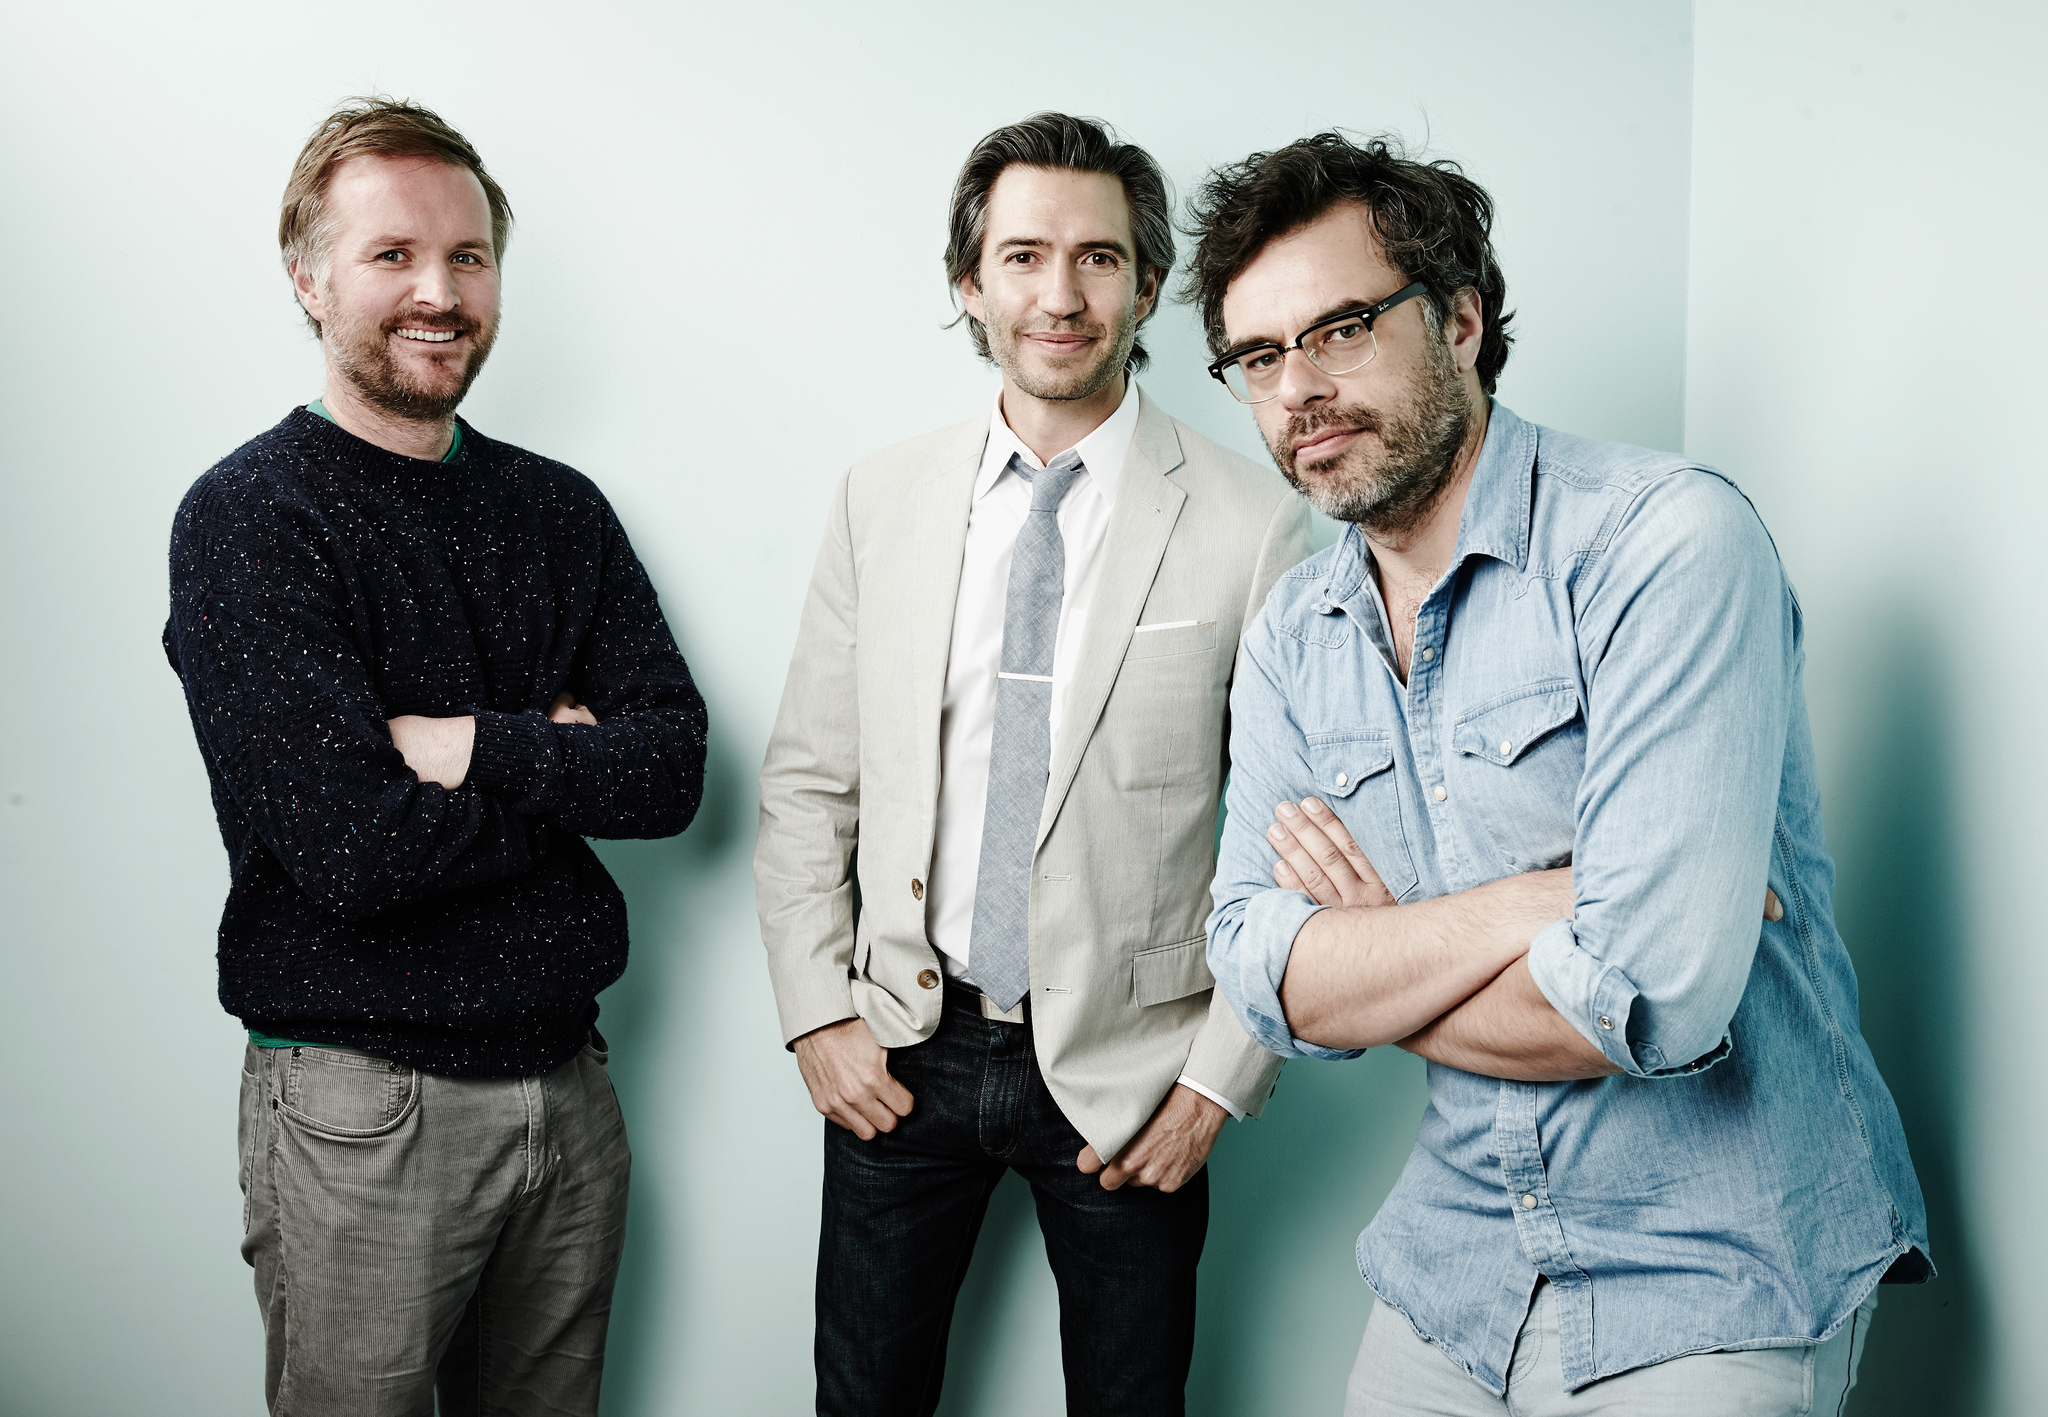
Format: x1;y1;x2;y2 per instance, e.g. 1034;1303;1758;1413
1207;473;1799;1084
166;488;705;919
1260;799;1779;1081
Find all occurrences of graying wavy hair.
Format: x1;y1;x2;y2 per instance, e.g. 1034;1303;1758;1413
1182;132;1514;393
943;112;1175;372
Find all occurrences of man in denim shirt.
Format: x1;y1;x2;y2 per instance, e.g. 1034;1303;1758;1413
1188;134;1929;1414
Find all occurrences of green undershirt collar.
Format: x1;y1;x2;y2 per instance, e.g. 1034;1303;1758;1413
306;398;463;462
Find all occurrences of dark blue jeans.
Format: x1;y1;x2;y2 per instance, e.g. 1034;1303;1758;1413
816;983;1208;1417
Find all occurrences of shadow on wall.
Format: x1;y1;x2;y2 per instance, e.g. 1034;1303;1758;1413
1825;606;1984;1416
548;595;1980;1415
580;718;754;1417
1187;1048;1427;1415
931;594;1989;1415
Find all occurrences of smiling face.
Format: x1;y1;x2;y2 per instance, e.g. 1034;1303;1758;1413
1219;202;1480;536
959;165;1157;404
293;154;502;422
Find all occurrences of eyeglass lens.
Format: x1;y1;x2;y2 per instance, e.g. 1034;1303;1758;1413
1220;320;1378;402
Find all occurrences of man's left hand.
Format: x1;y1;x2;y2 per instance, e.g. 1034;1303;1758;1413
547;691;596;725
1076;1084;1227;1192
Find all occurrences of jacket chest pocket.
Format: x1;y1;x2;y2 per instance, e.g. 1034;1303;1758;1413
1105;623;1225;792
1451;680;1582;870
1304;731;1419;901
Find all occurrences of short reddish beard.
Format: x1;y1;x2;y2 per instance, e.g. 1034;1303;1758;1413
1269;320;1472;537
323;298;499;423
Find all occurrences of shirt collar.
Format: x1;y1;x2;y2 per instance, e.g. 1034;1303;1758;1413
1452;399;1536;572
975;376;1142;504
1317;399;1537;610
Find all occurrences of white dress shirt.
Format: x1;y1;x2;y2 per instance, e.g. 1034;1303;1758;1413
924;380;1242;1121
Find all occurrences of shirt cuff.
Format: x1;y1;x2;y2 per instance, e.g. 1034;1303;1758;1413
1175;1075;1246;1122
1526;918;1731;1078
466;709;557;804
1212;888;1362;1062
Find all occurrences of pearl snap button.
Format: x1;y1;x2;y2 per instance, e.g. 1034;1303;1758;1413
1420;647;1435;661
1432;785;1447;802
1500;739;1512;755
1520;1194;1538;1210
1334;772;1349;787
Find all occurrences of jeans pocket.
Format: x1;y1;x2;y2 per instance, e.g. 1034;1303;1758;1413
279;1047;420;1139
237;1053;264;1232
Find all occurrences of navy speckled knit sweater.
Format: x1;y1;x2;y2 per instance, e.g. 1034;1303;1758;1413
164;408;706;1077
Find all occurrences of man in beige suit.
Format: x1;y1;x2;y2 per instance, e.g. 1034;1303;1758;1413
755;112;1312;1417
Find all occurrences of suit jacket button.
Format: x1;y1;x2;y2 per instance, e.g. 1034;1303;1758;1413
911;878;924;901
917;969;940;990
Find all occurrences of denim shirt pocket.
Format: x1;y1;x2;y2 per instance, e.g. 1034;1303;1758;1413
1452;680;1583;870
1304;730;1419;900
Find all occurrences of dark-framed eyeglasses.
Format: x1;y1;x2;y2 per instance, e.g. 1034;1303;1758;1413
1206;281;1430;404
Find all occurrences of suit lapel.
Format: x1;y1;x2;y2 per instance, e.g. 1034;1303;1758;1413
1038;392;1187;844
909;424;987;796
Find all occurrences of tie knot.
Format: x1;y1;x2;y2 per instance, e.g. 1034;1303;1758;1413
1010;450;1085;513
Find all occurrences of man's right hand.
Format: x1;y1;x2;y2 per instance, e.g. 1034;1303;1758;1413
793;1017;914;1140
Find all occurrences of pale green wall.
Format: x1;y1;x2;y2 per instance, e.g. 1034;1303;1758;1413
1685;6;2046;1413
18;1;2020;1412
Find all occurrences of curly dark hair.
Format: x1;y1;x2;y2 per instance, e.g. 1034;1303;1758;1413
1180;133;1513;393
944;112;1176;372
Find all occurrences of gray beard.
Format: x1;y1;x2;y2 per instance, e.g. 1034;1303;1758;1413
1271;327;1472;538
988;303;1137;404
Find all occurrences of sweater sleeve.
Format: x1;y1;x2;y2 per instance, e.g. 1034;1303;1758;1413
464;500;707;840
166;484;552;923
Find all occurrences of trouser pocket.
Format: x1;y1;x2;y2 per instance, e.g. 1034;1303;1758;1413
278;1045;421;1138
237;1044;265;1235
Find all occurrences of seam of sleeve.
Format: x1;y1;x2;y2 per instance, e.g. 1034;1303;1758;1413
467;709;557;801
1527;919;1733;1079
1527;917;1640;1072
1227;890;1362;1062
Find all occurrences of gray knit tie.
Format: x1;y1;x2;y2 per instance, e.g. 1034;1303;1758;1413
967;450;1084;1010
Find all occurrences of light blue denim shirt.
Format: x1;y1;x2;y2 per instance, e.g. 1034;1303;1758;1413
1207;402;1929;1393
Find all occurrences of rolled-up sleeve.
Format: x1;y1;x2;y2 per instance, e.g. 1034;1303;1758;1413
1207;605;1363;1063
1525;470;1793;1079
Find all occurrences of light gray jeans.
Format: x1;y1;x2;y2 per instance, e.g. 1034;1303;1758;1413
238;1038;632;1416
1344;1279;1877;1416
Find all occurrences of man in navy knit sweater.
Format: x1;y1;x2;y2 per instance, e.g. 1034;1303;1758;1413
163;99;705;1417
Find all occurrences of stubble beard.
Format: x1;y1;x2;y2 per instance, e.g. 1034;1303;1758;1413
987;301;1138;403
322;294;499;424
1269;323;1474;539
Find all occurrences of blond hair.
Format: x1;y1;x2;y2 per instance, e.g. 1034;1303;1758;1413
278;97;513;332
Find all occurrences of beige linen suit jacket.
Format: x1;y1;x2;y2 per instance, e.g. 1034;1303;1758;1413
755;389;1314;1160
